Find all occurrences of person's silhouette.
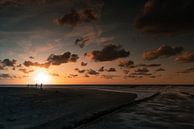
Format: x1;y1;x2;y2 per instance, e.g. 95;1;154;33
40;83;43;89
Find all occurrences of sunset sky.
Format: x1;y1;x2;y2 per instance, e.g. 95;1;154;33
0;0;194;84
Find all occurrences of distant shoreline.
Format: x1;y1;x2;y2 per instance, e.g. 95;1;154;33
0;84;194;87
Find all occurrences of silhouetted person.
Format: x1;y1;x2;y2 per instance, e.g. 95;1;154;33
40;83;43;90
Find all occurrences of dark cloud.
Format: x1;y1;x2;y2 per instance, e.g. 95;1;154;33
17;64;22;67
84;74;90;78
120;63;162;70
138;63;161;67
0;65;4;70
85;44;130;62
176;52;194;63
177;68;194;74
81;62;87;66
124;75;143;79
101;75;119;80
155;68;165;72
23;61;50;68
87;69;99;75
106;68;117;72
68;74;78;78
131;72;152;76
98;66;104;72
135;68;149;73
70;54;79;62
19;68;34;74
47;52;79;65
75;37;90;48
75;68;86;73
143;45;183;60
24;52;79;68
125;68;152;78
1;59;16;67
150;75;156;78
0;73;12;79
123;70;130;74
29;56;34;59
118;60;134;68
135;0;194;35
56;9;99;27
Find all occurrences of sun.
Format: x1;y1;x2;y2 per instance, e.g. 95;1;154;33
33;69;51;84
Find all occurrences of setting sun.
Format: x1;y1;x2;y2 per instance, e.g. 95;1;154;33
33;69;51;84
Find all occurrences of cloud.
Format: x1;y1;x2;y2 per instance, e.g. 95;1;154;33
29;56;34;59
135;68;149;73
123;70;130;74
85;44;130;62
118;60;134;68
84;74;90;78
124;75;143;79
177;68;194;74
155;68;165;72
131;72;152;76
150;75;157;78
19;68;34;74
124;68;153;79
1;59;16;67
87;69;99;75
74;34;114;48
135;0;194;35
0;73;13;79
55;9;99;27
143;45;183;60
176;52;194;63
75;68;86;73
75;37;90;48
17;64;22;67
0;65;4;70
67;74;78;78
23;61;50;68
47;52;79;65
98;66;104;72
138;63;161;67
106;68;117;72
101;75;119;80
81;62;87;66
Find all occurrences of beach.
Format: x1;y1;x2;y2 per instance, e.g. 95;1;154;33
0;86;194;129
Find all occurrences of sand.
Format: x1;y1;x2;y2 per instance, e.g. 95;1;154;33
0;87;137;129
1;86;193;129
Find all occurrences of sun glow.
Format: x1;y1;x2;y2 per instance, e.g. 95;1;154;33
33;69;51;84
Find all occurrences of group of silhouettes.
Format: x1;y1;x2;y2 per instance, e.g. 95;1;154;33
27;83;44;89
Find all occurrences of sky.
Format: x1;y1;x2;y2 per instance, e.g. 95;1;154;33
0;0;194;84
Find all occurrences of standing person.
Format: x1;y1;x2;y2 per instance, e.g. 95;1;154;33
40;83;43;90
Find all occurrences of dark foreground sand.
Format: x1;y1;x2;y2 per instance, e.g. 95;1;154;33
1;86;194;129
0;87;137;129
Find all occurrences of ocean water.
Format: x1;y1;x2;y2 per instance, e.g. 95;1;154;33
78;85;194;129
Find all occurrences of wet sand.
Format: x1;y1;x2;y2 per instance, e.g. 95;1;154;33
0;87;137;129
80;92;194;129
